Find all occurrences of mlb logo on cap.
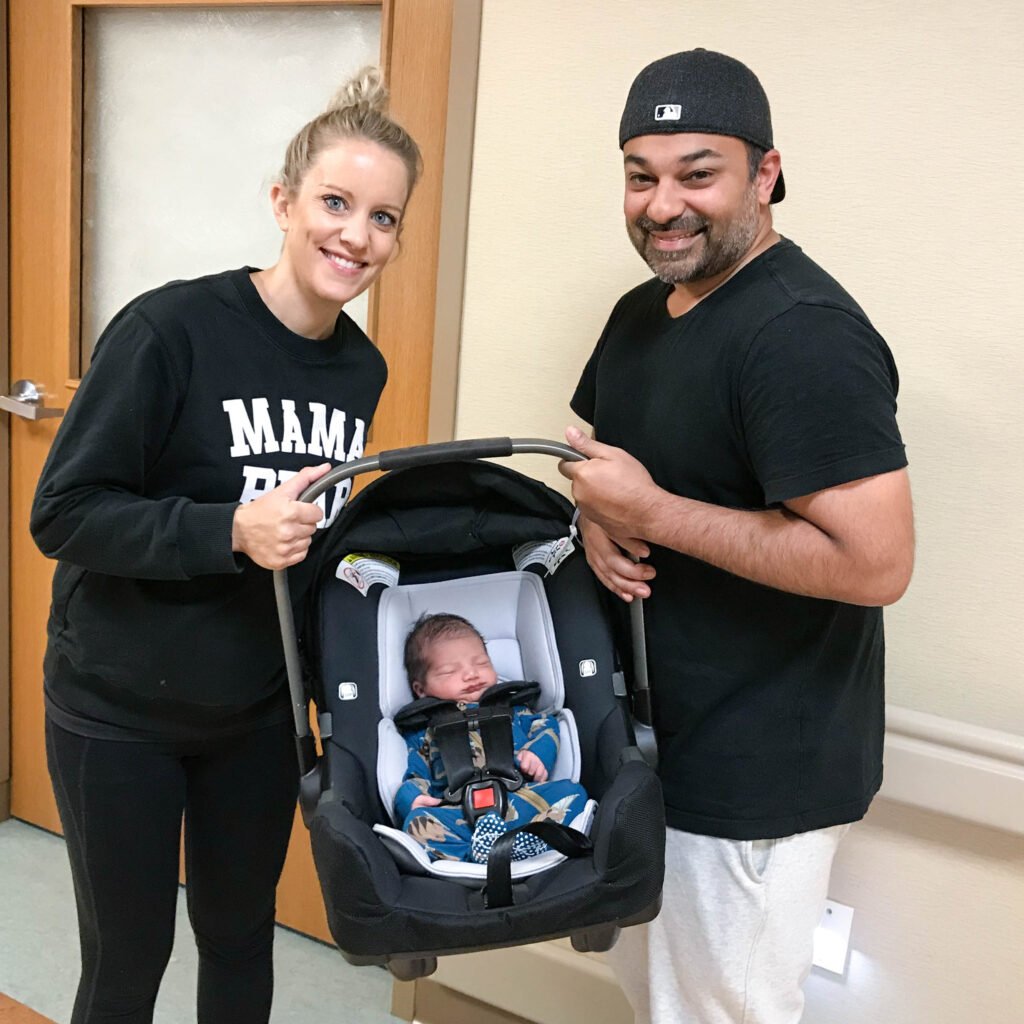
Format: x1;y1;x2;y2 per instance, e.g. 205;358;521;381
654;103;682;121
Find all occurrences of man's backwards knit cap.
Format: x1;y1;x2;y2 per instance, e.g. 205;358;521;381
619;48;785;204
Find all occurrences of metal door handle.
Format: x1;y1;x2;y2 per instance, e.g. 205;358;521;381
0;379;65;420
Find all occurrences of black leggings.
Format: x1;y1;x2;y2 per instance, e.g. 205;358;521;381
45;716;299;1024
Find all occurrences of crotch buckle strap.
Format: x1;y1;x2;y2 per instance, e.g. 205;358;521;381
483;820;594;909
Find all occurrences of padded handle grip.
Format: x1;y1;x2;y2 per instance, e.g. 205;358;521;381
377;437;514;471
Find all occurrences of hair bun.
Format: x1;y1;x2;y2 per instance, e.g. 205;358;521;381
277;63;420;197
329;65;389;116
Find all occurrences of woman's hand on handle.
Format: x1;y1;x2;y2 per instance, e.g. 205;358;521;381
231;463;331;570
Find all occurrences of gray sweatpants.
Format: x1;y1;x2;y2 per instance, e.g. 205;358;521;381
608;823;849;1024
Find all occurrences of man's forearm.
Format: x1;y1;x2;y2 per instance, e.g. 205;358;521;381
560;429;913;607
638;487;909;607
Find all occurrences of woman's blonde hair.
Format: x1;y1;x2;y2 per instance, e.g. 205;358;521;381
278;66;422;201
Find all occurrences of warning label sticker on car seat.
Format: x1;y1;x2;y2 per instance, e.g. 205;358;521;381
335;552;401;596
512;536;575;576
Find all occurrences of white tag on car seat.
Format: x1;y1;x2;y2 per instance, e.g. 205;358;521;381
336;552;400;596
513;536;575;576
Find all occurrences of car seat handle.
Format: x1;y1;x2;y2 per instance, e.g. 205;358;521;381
287;437;585;507
379;437;588;472
378;436;514;469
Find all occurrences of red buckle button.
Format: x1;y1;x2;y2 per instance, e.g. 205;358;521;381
471;787;496;809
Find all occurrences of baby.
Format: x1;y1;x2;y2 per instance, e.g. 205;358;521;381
393;612;589;862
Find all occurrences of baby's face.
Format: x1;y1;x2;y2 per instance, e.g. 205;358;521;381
414;633;498;702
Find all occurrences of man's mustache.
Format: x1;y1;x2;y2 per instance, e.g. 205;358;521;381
634;213;708;235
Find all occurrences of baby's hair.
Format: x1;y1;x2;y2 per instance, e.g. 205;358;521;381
278;65;422;201
404;613;487;687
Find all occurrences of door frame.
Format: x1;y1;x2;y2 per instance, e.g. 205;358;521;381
1;0;10;823
8;0;475;939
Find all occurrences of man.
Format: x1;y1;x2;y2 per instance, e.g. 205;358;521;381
559;49;914;1024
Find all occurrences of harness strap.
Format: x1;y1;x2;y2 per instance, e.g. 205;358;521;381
434;703;525;820
393;681;542;732
476;709;521;786
484;821;594;908
432;708;484;795
398;681;543;808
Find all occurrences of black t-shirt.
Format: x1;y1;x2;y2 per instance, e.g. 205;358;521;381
571;239;907;840
32;268;387;739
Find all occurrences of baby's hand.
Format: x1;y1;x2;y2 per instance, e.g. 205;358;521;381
517;750;548;782
411;794;442;810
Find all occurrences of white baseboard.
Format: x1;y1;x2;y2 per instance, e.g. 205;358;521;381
426;705;1024;1020
881;704;1024;836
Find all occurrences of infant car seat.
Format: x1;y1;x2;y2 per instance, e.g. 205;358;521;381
274;438;665;980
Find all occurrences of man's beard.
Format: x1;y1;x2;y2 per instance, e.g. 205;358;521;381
627;186;760;285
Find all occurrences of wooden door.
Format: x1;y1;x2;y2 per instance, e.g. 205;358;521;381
7;0;457;941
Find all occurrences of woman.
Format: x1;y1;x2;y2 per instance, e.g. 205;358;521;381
30;67;420;1024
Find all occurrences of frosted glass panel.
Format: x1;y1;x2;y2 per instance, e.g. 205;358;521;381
81;6;381;354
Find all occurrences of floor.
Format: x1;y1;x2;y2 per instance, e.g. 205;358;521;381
0;992;57;1023
0;818;401;1024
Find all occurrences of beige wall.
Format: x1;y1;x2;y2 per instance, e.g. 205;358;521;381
804;799;1024;1022
453;1;1024;1020
458;0;1024;732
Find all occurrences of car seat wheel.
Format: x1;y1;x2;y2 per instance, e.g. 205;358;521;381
388;956;438;981
570;924;622;953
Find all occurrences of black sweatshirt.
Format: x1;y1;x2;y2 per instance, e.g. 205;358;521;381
31;268;386;736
